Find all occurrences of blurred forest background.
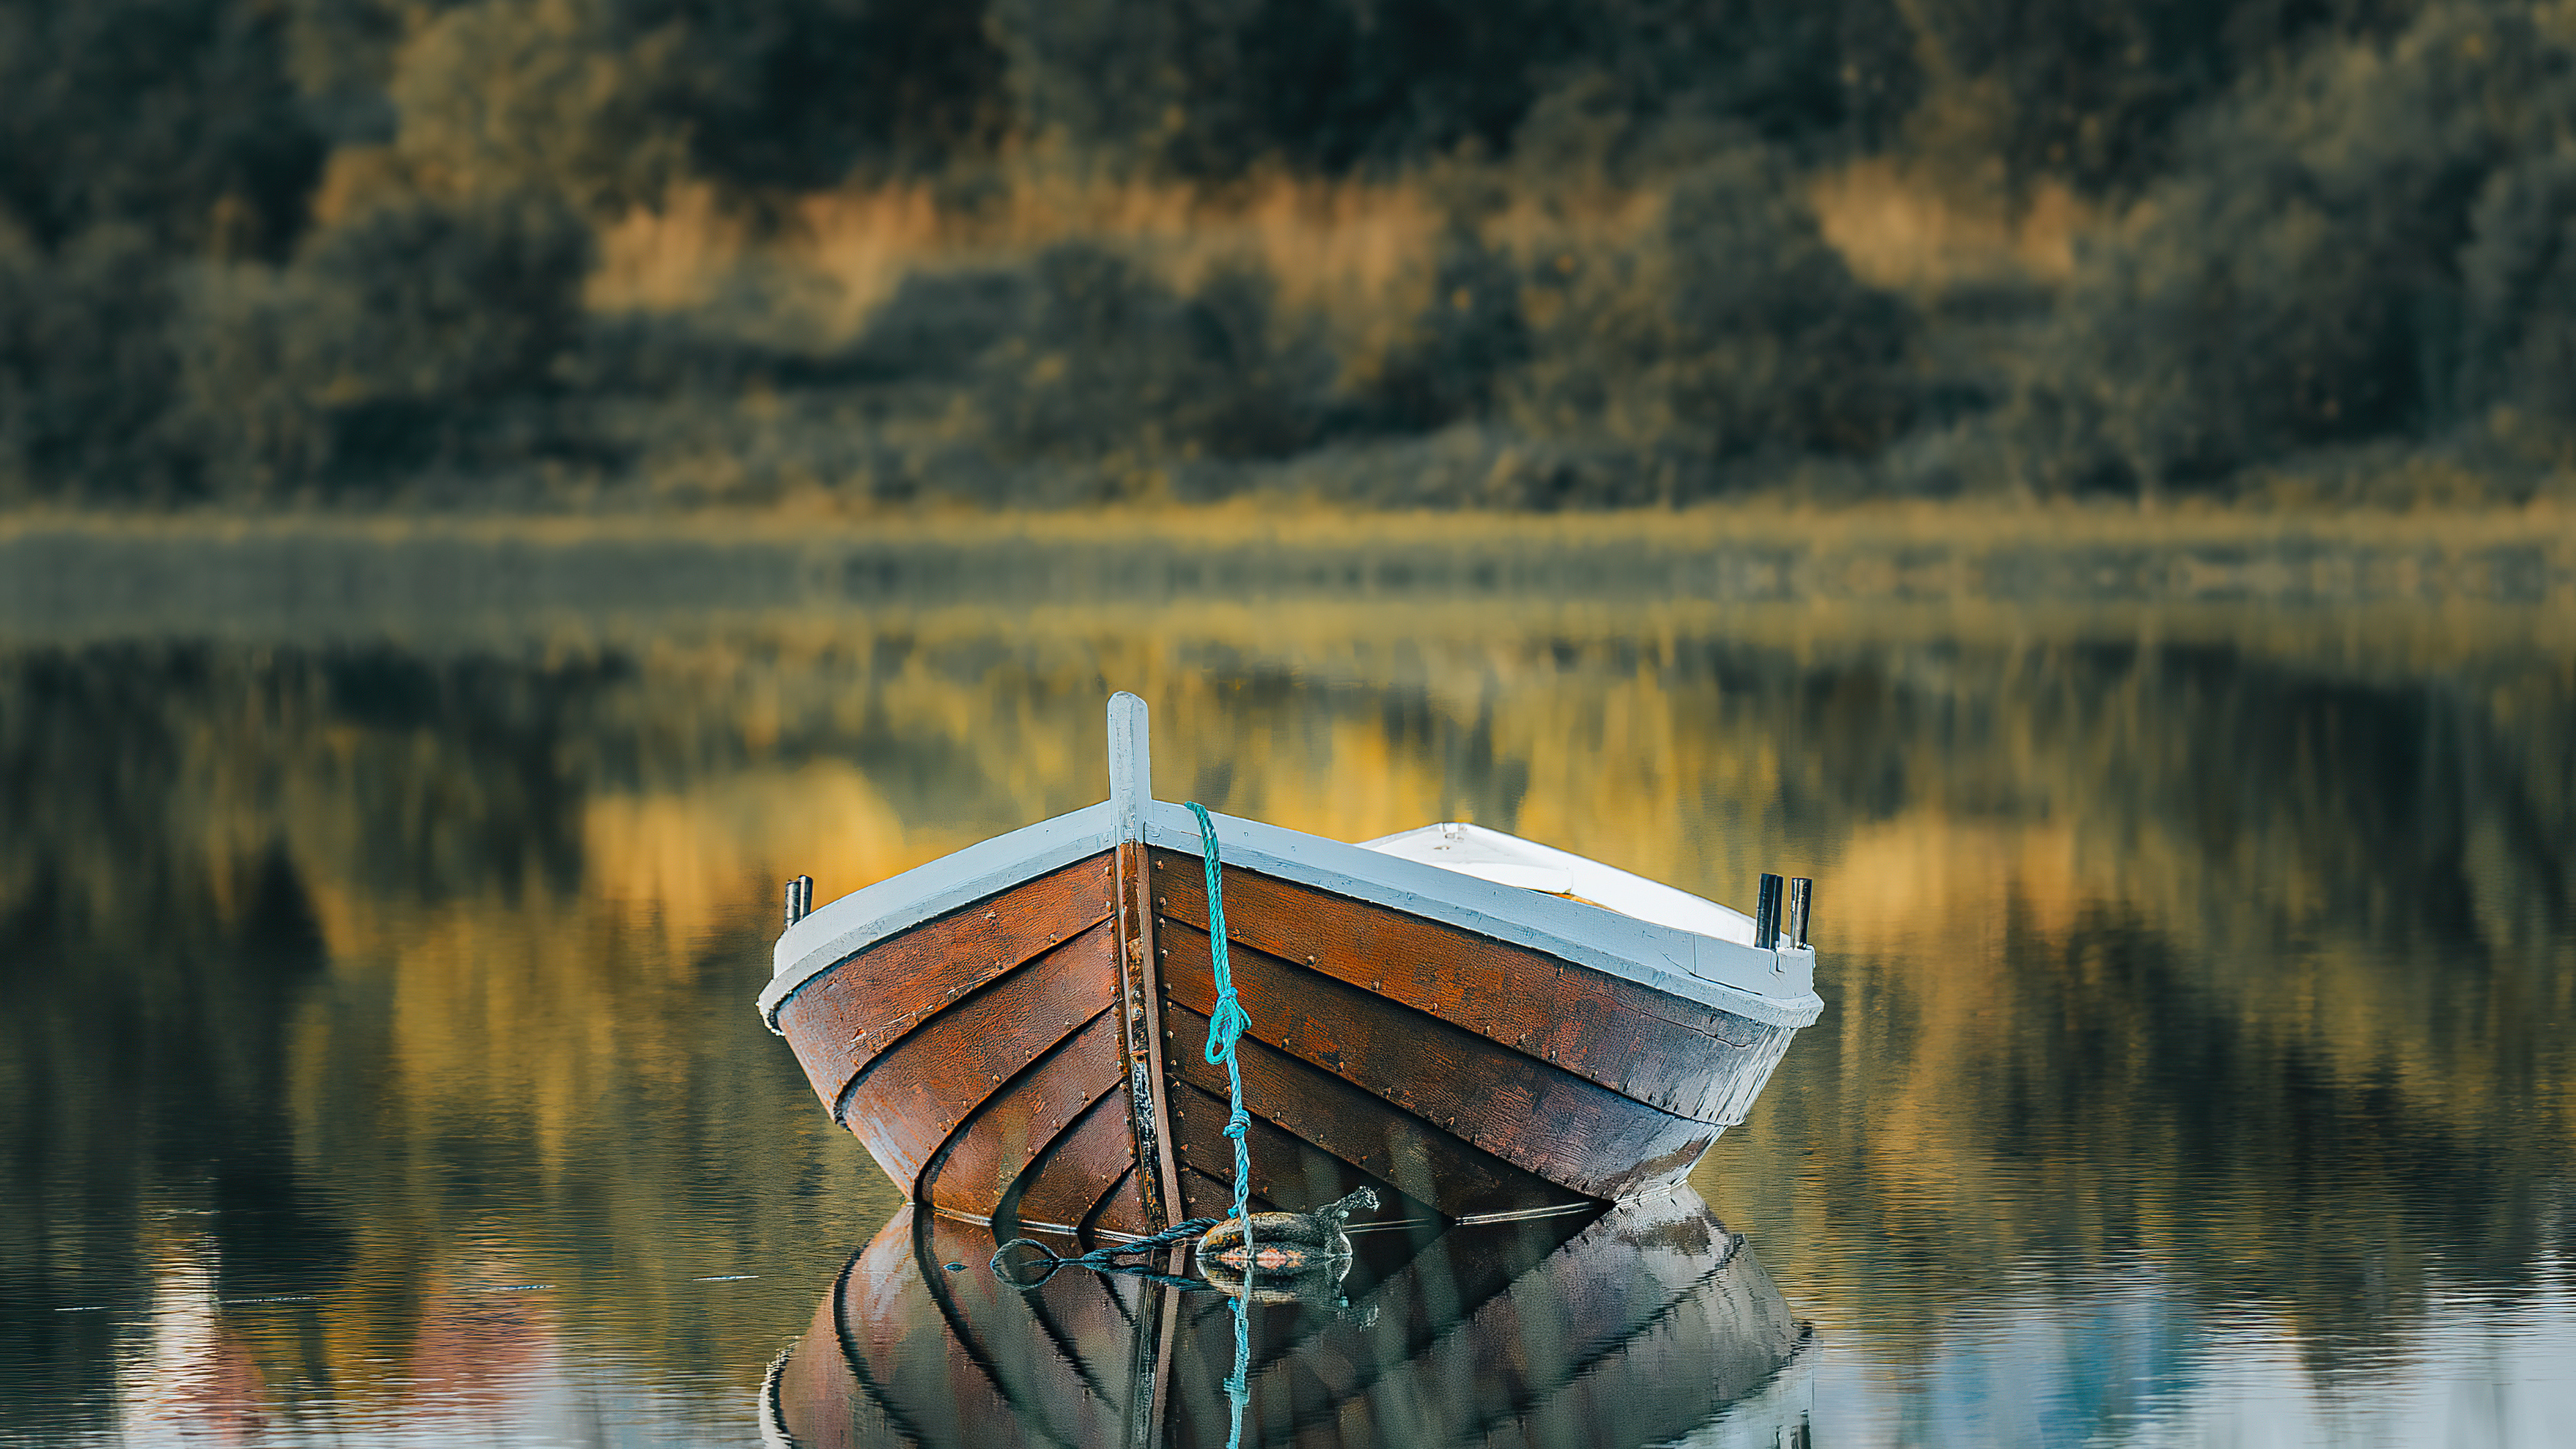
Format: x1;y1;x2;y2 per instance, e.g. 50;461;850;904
5;0;2576;511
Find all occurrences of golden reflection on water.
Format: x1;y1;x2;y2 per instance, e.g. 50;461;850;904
3;595;2571;1442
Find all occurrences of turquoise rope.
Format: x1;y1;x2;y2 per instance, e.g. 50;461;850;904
1184;801;1253;1448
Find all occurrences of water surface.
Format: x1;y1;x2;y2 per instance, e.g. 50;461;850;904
2;582;2570;1445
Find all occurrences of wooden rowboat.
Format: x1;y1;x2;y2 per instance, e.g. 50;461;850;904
758;694;1821;1239
763;1186;1811;1449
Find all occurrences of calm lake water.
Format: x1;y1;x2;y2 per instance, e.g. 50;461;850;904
3;562;2571;1446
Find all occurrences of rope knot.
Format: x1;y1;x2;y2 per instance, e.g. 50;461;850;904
1204;990;1250;1065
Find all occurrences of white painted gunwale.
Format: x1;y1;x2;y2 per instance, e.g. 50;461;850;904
759;802;1823;1032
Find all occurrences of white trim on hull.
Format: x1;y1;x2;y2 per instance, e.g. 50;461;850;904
759;780;1822;1034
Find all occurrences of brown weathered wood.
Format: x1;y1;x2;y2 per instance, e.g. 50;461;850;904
776;853;1116;1116
1153;849;1779;1122
1166;1078;1413;1223
1112;837;1183;1231
1065;1165;1136;1246
1163;1002;1574;1219
1000;1089;1146;1240
1083;1166;1153;1244
919;1010;1127;1218
1160;920;1718;1203
1179;1165;1274;1221
829;920;1118;1193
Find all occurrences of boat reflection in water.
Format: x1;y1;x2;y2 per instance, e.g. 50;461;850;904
765;1185;1809;1448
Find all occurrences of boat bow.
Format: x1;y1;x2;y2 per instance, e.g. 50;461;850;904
757;693;1822;1238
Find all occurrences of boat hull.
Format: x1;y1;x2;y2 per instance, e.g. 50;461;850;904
769;844;1805;1241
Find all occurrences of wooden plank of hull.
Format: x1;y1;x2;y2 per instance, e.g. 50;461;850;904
1004;1073;1445;1242
1083;1168;1154;1246
1165;1079;1429;1226
843;920;1119;1189
916;1009;1128;1222
774;853;1118;1122
771;1189;1804;1449
1159;917;1717;1205
1152;851;1790;1124
1000;1090;1154;1242
1164;1002;1574;1220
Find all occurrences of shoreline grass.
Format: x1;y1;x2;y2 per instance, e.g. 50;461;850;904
3;498;2569;658
5;494;2573;551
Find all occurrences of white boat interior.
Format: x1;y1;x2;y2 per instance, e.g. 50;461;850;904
1360;822;1762;946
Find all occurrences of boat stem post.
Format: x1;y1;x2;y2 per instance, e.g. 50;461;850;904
1755;873;1784;950
1109;692;1150;841
783;875;813;927
1106;692;1185;1235
1786;878;1812;949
